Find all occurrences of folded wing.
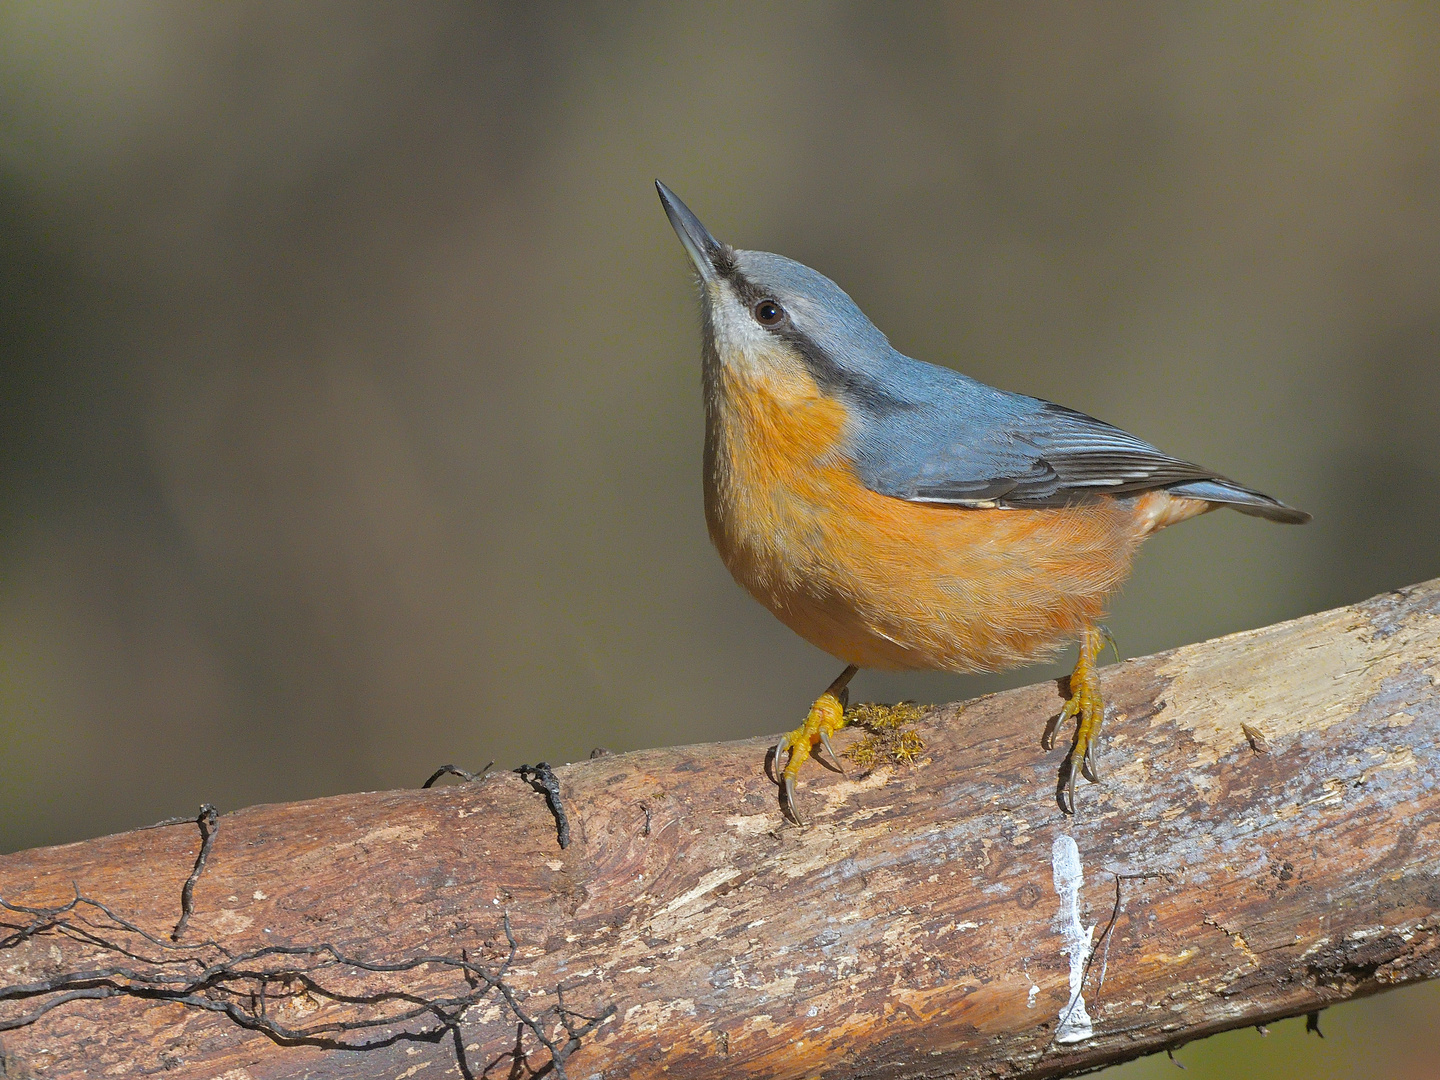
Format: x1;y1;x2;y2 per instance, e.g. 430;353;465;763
857;398;1309;524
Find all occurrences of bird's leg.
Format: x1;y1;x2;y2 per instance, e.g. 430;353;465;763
1059;626;1107;815
771;664;858;825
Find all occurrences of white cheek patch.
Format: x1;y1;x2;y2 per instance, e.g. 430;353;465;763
707;288;771;354
706;289;803;381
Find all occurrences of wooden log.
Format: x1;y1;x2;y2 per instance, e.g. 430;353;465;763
2;581;1438;1079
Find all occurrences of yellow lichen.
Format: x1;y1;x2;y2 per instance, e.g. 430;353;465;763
845;701;925;730
893;730;925;765
842;702;928;769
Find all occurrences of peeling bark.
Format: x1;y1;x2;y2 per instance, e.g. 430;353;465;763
2;582;1439;1079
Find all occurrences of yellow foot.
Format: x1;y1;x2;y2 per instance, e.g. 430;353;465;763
1056;626;1109;815
770;664;858;825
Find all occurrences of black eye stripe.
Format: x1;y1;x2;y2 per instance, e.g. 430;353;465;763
718;266;908;411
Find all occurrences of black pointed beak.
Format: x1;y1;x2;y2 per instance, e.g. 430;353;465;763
656;180;723;284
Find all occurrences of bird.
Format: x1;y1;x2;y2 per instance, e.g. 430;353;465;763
655;180;1309;823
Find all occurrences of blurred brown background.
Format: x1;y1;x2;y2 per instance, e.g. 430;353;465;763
1;3;1437;1076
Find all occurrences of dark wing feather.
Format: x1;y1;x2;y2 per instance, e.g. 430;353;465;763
907;403;1215;507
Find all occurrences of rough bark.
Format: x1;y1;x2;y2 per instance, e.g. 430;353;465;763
2;582;1438;1080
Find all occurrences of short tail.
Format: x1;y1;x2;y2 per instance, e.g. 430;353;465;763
1164;478;1311;524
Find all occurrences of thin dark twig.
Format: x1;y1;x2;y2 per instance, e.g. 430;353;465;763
139;811;207;831
0;987;124;1031
515;763;571;849
449;1014;478;1080
1057;870;1177;1033
77;890;224;956
423;762;494;789
1087;871;1175;1009
0;792;603;1072
553;981;617;1060
0;889;610;1074
173;804;219;941
4;891;218;960
481;911;614;1079
0;893;83;950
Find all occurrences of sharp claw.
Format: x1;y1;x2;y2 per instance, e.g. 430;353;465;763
768;734;791;784
1064;762;1077;817
782;775;805;826
1082;741;1100;783
817;730;845;774
1099;625;1121;664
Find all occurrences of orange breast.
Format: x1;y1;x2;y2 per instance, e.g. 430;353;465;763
704;369;1174;672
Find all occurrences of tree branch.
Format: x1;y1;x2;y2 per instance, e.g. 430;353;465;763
2;582;1438;1079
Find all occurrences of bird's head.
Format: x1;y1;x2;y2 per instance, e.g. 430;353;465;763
656;181;896;399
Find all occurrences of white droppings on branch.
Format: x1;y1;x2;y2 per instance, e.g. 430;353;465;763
1052;834;1095;1044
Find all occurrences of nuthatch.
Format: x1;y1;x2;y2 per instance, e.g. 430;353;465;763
656;181;1308;822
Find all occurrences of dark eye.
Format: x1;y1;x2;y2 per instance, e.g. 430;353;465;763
753;299;784;326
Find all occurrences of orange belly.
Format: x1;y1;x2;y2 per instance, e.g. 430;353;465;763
704;370;1203;672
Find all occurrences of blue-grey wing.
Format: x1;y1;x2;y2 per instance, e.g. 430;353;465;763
855;397;1309;523
915;402;1214;504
